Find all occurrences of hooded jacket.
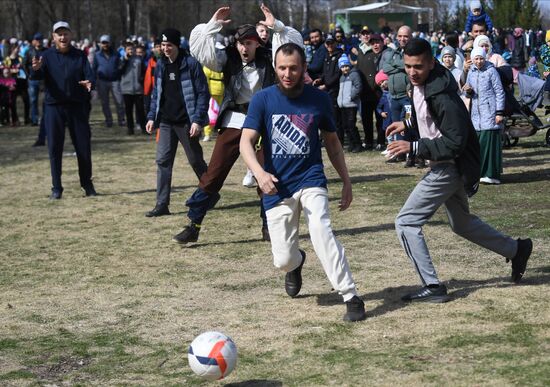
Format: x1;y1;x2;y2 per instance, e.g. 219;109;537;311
466;61;505;131
337;68;362;108
405;62;481;197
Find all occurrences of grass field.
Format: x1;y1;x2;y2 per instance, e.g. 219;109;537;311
1;105;549;386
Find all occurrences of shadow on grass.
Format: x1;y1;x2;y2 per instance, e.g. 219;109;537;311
502;168;550;184
101;185;196;196
225;380;282;387
313;266;550;318
327;173;410;185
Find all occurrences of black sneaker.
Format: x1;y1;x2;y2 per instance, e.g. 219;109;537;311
416;158;427;169
172;223;200;244
401;285;450;303
404;156;416;168
261;226;270;242
285;250;306;297
352;145;363;153
32;139;45;147
145;205;170;217
343;296;366;322
84;185;97;197
510;238;533;283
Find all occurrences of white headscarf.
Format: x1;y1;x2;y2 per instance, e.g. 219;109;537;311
473;35;492;56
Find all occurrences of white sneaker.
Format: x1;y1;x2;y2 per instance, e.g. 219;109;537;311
480;177;501;185
381;149;389;156
242;169;257;188
202;135;211;142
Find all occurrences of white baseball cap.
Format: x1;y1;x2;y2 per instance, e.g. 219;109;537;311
53;21;71;32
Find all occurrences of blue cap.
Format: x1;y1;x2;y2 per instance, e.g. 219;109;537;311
338;54;351;68
33;33;44;41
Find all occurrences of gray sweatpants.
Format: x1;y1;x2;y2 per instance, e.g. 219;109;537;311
155;122;207;207
395;163;518;286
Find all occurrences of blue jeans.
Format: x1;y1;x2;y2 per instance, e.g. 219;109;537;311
28;79;40;124
390;96;410;123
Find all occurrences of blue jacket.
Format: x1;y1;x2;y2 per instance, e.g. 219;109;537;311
308;44;327;80
376;90;392;131
465;11;493;33
30;46;95;105
93;49;121;82
466;62;505;131
147;54;210;127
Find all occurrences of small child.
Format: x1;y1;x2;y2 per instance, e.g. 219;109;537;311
440;46;463;86
375;70;396;154
0;67;18;126
465;0;493;34
336;54;363;152
526;57;541;79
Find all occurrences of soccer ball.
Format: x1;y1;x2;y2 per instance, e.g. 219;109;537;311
188;331;237;380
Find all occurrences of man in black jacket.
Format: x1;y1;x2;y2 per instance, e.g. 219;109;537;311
313;34;343;142
386;39;533;303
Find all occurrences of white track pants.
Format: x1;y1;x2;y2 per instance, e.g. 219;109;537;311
266;187;358;301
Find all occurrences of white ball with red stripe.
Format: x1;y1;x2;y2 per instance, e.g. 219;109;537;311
188;331;237;380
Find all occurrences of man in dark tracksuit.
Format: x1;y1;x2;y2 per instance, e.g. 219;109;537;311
312;34;344;143
145;28;209;218
386;39;533;303
30;21;96;199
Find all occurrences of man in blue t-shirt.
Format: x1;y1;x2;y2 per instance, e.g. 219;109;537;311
240;43;366;322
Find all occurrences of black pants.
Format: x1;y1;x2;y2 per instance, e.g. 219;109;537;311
123;94;146;133
16;78;30;123
360;96;383;147
44;103;93;193
340;107;362;148
0;99;17;124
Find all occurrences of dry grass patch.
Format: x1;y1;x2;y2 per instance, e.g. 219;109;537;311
1;106;549;385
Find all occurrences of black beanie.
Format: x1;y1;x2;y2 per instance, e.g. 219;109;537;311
160;28;181;46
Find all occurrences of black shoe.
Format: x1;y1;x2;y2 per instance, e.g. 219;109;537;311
127;128;135;135
404;156;416;168
261;226;270;242
145;205;171;217
32;139;45;147
352;145;363;153
106;122;113;128
84;185;97;197
510;238;533;283
343;296;366;322
49;190;62;200
172;223;200;244
401;285;450;303
416;158;427;168
285;250;306;298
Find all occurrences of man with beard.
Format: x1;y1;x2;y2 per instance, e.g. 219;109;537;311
306;28;327;81
172;4;302;244
31;21;96;199
239;43;366;322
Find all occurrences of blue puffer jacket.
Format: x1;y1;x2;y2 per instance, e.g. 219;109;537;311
466;62;505;131
147;54;209;127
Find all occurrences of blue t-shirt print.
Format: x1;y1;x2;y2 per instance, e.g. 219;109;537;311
243;84;337;211
271;113;313;158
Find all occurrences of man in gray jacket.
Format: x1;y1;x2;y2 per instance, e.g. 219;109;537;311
120;40;146;134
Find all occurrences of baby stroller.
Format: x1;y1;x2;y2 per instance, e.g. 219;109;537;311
502;68;550;147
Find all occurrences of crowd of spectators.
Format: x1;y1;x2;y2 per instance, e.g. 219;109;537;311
1;0;550;187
